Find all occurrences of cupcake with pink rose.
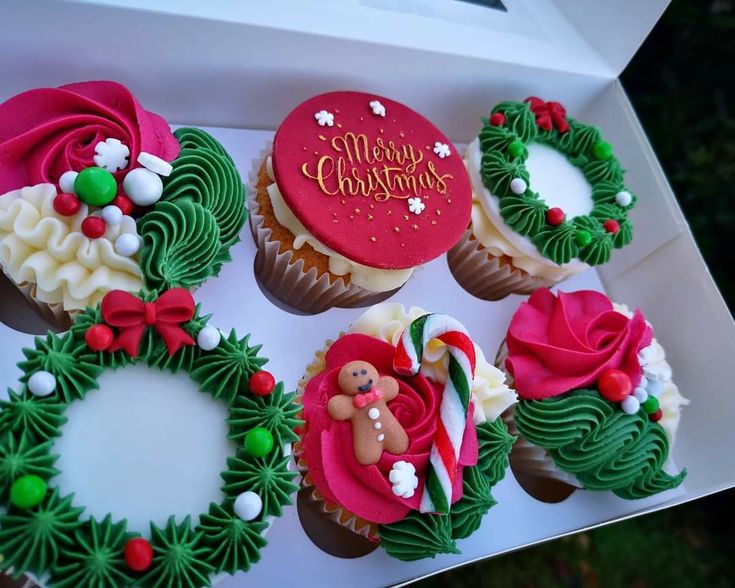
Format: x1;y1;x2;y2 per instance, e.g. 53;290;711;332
497;288;688;499
295;302;517;561
0;81;245;325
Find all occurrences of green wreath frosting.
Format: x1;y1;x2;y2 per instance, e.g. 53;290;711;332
478;98;637;266
0;288;300;587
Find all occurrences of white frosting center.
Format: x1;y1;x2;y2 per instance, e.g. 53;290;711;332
525;142;594;218
53;365;236;535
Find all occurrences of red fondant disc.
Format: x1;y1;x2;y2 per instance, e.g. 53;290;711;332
272;92;472;269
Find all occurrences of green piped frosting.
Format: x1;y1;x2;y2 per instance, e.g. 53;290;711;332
173;128;234;162
221;450;298;517
514;390;686;498
52;515;135;588
379;512;459;562
0;488;84;577
449;466;496;540
141;516;214;588
19;332;103;402
0;291;299;585
196;502;268;574
478;99;637;266
476;418;516;485
0;433;59;498
190;330;267;404
227;382;301;448
139;200;221;291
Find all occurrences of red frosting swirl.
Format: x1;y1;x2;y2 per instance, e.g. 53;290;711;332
0;81;180;194
506;289;652;400
301;333;478;524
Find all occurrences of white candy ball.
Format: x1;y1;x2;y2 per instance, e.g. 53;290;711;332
114;233;141;257
123;167;163;206
28;370;56;397
234;491;262;521
633;386;648;403
510;177;527;195
197;326;221;351
137;152;173;177
647;379;664;398
621;395;640;415
59;170;78;195
615;190;633;207
101;205;123;226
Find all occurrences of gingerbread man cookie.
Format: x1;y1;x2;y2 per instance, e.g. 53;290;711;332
327;360;410;465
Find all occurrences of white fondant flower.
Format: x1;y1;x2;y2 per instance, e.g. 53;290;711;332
407;197;425;215
314;110;335;127
433;142;451;159
369;100;386;117
389;461;419;499
94;138;130;172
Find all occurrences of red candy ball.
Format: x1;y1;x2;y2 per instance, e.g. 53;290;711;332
85;324;114;351
124;537;153;572
603;219;620;234
53;193;81;217
650;408;663;423
598;369;632;402
546;207;565;226
112;194;134;216
489;112;506;127
81;216;107;239
249;370;276;397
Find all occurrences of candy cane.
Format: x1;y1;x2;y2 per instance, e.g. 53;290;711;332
394;313;476;514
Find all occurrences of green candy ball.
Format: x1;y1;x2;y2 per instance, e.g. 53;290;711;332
642;395;660;415
593;141;613;161
574;229;593;247
507;140;525;158
74;167;118;206
10;475;47;509
244;427;274;458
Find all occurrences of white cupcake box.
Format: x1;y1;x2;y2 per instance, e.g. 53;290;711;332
1;1;732;587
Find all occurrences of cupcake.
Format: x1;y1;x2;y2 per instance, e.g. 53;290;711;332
0;81;245;327
498;288;688;498
295;303;517;560
251;91;472;314
448;97;637;300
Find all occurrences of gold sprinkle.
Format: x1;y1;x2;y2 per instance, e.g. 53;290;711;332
403;214;409;221
369;203;375;209
359;116;364;121
333;219;339;223
350;215;354;220
370;236;377;242
426;145;431;150
337;123;343;128
411;224;419;231
394;226;400;233
447;198;452;204
341;199;346;205
368;214;374;221
335;108;340;114
436;209;442;216
431;220;437;225
354;208;360;214
332;212;338;217
302;146;308;151
380;128;384;134
399;131;405;138
318;134;327;141
313;151;319;156
387;210;392;216
401;243;406;247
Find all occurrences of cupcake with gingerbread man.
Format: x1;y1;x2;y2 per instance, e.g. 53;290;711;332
295;303;517;560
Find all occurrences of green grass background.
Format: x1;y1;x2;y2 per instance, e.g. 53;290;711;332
419;1;735;586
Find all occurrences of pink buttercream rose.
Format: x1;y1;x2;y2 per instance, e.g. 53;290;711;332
506;289;652;400
0;81;179;194
302;333;478;524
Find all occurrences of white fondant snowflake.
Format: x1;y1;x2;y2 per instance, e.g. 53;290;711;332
407;197;425;215
433;142;451;159
314;110;335;127
369;100;386;117
389;461;419;499
94;138;130;172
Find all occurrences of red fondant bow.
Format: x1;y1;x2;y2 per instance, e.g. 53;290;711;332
101;289;196;357
353;387;382;409
525;97;569;133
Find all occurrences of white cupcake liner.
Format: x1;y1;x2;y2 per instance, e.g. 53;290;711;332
447;228;555;301
495;342;581;488
2;272;72;331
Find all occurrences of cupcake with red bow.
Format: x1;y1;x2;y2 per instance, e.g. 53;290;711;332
0;81;245;326
497;288;688;498
448;97;638;300
295;303;517;560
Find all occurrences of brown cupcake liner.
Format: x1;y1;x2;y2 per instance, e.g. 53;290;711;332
293;339;380;541
447;228;555;301
247;156;400;314
496;342;581;488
